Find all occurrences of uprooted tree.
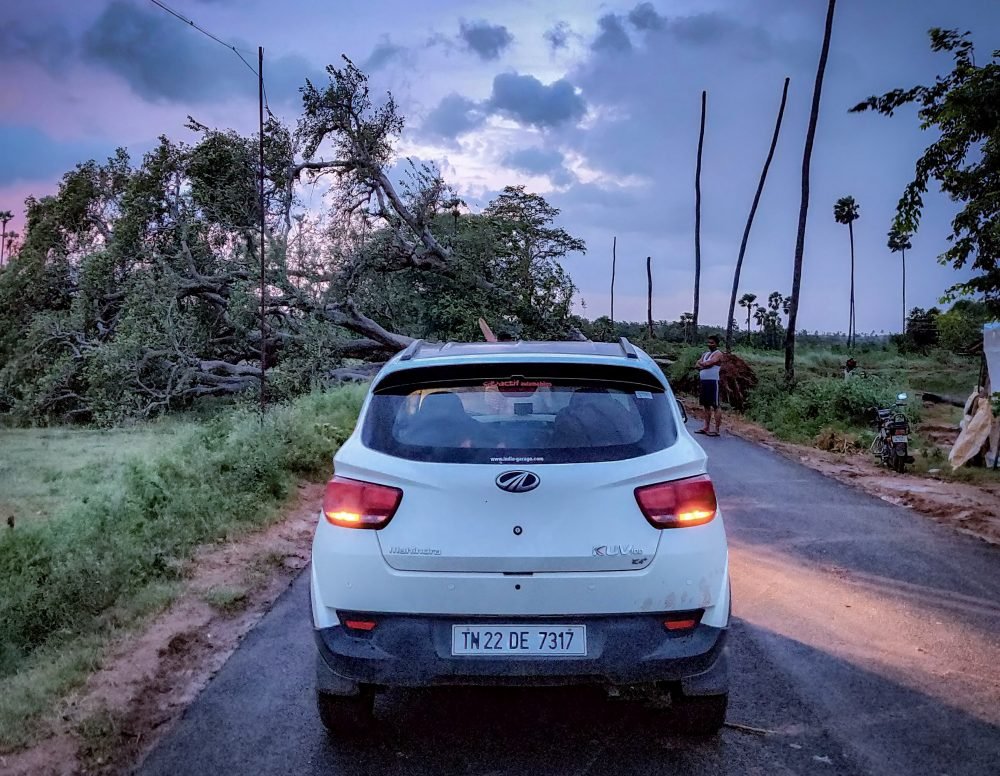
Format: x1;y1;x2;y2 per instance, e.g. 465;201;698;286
0;59;586;423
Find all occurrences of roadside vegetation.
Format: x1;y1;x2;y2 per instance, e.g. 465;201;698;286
0;385;364;749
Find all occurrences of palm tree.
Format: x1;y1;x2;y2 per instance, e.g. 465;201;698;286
887;227;912;333
693;90;706;337
0;211;12;267
834;195;860;348
726;77;791;352
738;293;758;339
785;0;838;381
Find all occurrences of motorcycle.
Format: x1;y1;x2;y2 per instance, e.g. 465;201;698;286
871;392;915;473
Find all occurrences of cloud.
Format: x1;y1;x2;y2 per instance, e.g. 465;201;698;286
458;19;513;61
592;14;632;53
665;13;775;60
544;22;571;52
421;94;487;140
363;37;408;71
502;147;574;185
0;125;113;186
628;3;666;31
0;19;76;72
80;1;317;104
488;73;586;129
420;72;587;140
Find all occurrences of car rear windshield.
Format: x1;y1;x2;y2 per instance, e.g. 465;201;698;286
362;363;677;464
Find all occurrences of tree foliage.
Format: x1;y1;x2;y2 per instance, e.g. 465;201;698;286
852;28;1000;310
0;60;585;423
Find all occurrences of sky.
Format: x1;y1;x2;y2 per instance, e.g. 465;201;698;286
2;0;998;334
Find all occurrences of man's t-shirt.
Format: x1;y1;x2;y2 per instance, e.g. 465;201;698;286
700;351;721;381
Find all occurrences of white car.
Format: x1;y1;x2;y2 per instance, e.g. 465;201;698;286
310;339;731;734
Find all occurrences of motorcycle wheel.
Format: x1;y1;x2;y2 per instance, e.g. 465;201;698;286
893;452;906;473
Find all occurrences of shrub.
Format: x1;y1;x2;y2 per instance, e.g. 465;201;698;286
0;385;365;678
747;375;918;443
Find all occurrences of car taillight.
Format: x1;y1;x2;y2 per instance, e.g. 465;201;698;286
323;476;402;529
635;475;717;529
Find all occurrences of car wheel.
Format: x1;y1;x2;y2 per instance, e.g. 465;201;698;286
670;692;728;735
316;687;375;736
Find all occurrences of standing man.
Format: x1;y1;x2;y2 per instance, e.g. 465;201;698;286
695;335;723;436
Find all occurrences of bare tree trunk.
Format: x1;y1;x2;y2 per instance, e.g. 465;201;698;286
610;235;617;325
0;222;6;267
848;219;856;349
902;248;906;334
693;90;706;336
646;256;654;338
785;0;837;382
726;77;790;353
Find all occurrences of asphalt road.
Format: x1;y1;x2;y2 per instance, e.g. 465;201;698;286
139;428;1000;776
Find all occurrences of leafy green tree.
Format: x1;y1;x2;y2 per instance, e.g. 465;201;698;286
0;57;586;422
852;29;1000;312
936;300;990;353
483;185;584;337
833;195;860;348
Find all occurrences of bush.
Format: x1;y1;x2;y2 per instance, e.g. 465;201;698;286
0;385;365;678
747;375;918;443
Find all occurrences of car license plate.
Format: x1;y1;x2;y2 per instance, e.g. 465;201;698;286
451;625;587;656
892;435;908;443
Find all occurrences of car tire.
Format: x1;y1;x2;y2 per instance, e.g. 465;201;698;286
670;692;728;735
316;687;375;736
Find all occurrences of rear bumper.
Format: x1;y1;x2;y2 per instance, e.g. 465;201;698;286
314;613;728;694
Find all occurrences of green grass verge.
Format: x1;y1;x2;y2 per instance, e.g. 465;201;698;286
0;424;187;526
0;386;365;751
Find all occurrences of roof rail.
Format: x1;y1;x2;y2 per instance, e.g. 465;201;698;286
619;337;639;359
398;339;424;361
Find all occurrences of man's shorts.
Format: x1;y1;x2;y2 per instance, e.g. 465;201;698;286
699;379;720;409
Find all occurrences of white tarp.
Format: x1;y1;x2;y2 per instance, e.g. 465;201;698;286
985;323;1000;394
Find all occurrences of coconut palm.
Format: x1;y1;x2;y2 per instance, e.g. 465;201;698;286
887;227;912;334
834;195;860;348
0;211;12;267
786;0;838;381
738;293;758;339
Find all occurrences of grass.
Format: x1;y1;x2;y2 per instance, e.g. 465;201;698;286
0;424;186;526
202;585;250;615
0;385;366;752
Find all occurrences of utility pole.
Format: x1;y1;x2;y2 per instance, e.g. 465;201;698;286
258;46;267;417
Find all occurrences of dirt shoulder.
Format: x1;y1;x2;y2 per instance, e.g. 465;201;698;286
1;482;324;776
717;411;1000;547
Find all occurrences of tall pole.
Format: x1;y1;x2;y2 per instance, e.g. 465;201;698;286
785;0;837;381
901;248;906;334
258;46;267;416
726;77;790;352
693;90;706;337
610;235;617;326
646;256;654;338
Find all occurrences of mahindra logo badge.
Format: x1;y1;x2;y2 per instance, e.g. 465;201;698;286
495;470;540;493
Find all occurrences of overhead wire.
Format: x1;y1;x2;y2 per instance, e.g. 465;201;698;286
147;0;273;116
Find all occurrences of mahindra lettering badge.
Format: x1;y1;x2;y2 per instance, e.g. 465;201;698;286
495;470;540;494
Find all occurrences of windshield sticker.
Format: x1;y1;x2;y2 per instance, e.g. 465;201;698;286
490;455;545;464
483;379;553;390
635;390;653;399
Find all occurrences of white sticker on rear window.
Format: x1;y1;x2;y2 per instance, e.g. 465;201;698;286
635;390;653;399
